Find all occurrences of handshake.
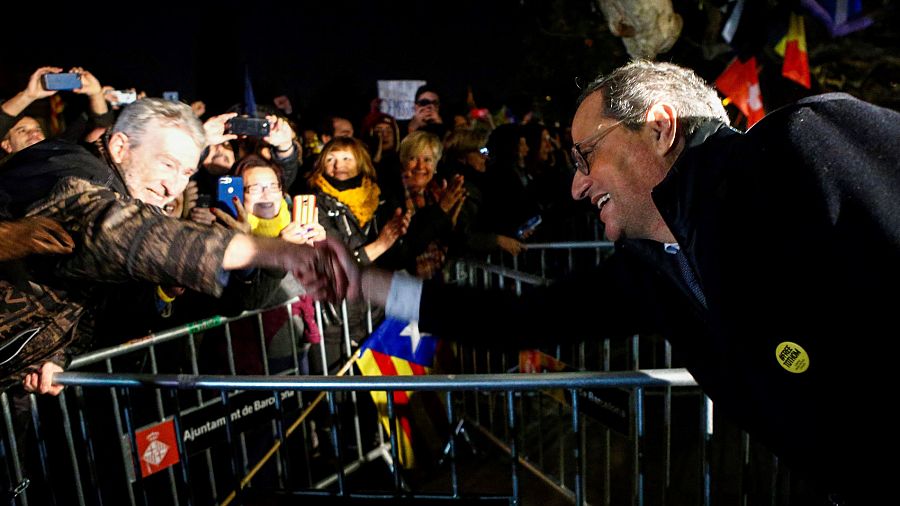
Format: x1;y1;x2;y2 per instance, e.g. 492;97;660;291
292;237;393;307
293;238;394;308
291;238;360;304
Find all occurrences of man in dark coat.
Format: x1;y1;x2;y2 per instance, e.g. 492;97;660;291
343;61;899;502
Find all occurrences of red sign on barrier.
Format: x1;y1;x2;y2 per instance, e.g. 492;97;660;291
135;418;180;478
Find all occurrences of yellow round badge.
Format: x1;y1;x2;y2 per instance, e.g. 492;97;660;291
775;342;809;373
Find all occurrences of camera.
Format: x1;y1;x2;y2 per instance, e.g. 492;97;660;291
226;116;270;137
41;73;82;91
108;90;137;107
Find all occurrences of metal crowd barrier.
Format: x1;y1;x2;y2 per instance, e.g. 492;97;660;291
447;242;795;505
0;240;794;505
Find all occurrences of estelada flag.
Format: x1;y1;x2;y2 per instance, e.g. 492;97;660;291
775;13;811;88
715;56;766;127
357;318;437;469
135;418;180;478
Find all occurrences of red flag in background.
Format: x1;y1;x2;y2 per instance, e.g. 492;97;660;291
776;13;811;88
715;56;766;127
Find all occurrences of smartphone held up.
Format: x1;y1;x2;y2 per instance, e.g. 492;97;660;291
226;116;270;137
217;176;244;217
41;72;82;91
293;195;317;225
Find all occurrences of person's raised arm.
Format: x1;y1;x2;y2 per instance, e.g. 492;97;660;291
0;66;61;119
70;67;109;117
223;234;356;303
203;112;238;147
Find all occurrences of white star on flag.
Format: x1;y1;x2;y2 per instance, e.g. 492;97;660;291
399;321;430;355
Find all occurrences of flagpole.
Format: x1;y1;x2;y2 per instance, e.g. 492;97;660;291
219;354;360;506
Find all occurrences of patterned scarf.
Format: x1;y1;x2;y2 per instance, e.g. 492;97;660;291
247;198;292;238
314;175;380;227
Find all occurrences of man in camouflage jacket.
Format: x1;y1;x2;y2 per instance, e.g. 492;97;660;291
0;99;349;394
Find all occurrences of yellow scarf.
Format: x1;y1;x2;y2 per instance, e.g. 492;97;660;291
314;175;380;227
248;198;292;238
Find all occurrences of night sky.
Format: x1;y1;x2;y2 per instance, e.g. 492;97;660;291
4;1;590;127
4;0;897;129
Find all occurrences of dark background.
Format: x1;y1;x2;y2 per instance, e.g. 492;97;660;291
2;0;897;130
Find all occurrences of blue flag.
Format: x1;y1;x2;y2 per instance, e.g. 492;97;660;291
244;65;257;117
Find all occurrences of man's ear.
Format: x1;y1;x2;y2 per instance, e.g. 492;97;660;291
107;131;129;164
0;139;10;153
644;103;678;156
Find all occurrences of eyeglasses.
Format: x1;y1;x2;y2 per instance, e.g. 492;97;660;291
245;183;282;196
571;120;623;176
415;98;440;107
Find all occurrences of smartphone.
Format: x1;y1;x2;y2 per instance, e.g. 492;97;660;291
162;91;180;102
41;73;82;91
226;116;270;137
293;194;317;224
516;214;542;239
109;90;137;107
216;176;243;217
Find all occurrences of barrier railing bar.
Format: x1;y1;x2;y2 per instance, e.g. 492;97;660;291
106;358;137;506
69;299;304;370
73;386;103;506
507;391;519;506
57;390;86;506
148;344;181;506
119;387;148;506
53;369;698;391
1;393;28;506
445;391;459;498
518;241;614;250
27;393;55;506
186;335;217;501
571;389;584;506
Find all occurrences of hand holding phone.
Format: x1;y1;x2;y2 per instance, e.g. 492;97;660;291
41;72;82;91
293;195;317;225
216;176;244;217
226;116;270;137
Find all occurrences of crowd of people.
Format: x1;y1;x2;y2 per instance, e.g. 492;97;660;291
2;59;898;503
0;65;583;390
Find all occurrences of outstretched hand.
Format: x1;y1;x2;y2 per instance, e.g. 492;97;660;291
293;237;360;304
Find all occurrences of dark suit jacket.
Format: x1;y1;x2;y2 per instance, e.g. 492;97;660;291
416;93;900;498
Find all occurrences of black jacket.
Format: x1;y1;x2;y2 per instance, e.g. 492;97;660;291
416;93;900;498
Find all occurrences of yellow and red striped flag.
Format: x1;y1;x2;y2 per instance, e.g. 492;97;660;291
776;12;811;88
357;318;437;468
